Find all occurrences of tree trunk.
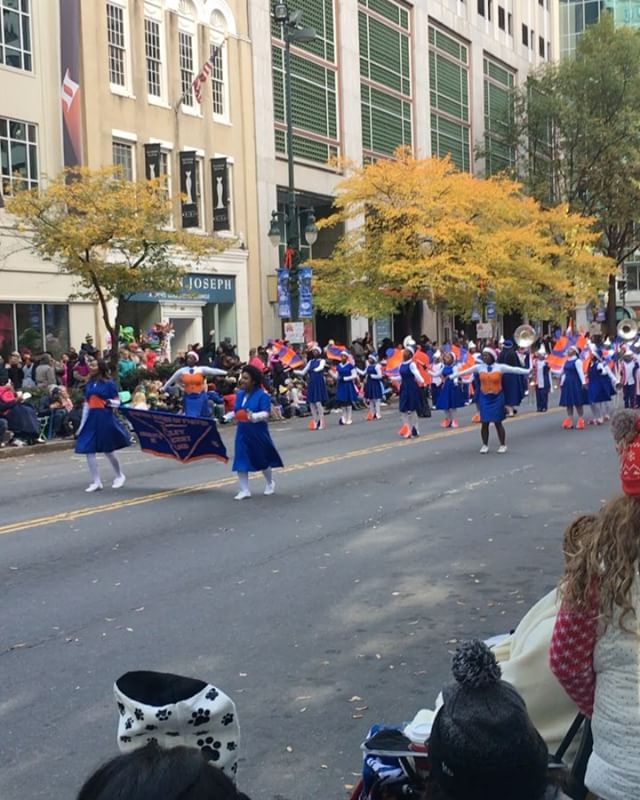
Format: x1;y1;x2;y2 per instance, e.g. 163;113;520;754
606;272;617;339
110;298;125;381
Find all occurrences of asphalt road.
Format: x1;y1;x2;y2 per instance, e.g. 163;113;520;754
0;401;619;800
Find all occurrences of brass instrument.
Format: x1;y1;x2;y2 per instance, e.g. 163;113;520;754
403;335;416;349
617;318;638;341
513;324;537;349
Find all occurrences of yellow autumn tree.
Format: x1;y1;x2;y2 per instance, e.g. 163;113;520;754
312;151;612;321
7;167;231;370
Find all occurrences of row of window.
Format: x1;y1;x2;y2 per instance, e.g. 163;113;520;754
111;138;233;234
106;1;228;118
0;115;38;196
0;302;69;360
0;0;31;72
273;0;516;175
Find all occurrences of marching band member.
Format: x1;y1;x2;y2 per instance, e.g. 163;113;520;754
430;350;443;408
559;346;587;429
336;351;358;426
295;343;328;430
467;341;482;423
395;348;425;438
498;339;525;417
431;351;464;428
455;347;530;453
224;364;283;501
619;350;637;409
532;346;551;412
75;359;130;492
161;351;227;417
360;354;384;421
587;345;615;425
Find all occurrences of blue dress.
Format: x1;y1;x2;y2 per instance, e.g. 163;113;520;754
232;389;284;473
435;365;465;411
306;359;328;404
588;362;612;405
560;359;585;407
477;366;506;423
184;392;211;417
336;362;358;405
399;362;422;412
364;364;384;400
75;380;131;454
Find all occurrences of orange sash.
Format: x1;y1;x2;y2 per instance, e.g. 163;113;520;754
479;370;502;394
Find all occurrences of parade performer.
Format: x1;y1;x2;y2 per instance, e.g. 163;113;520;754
336;351;358;426
295;344;328;430
532;346;551;412
467;341;482;423
161;351;227;417
431;351;464;428
360;354;384;421
559;346;587;429
619;351;637;409
498;339;525;416
587;345;616;425
455;347;530;453
224;364;283;500
75;359;130;492
393;348;425;438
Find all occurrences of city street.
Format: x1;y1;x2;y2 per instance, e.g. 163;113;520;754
0;403;619;800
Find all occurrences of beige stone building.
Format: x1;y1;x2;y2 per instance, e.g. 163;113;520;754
1;0;261;361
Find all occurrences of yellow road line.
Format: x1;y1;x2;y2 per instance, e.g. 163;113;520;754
0;409;555;537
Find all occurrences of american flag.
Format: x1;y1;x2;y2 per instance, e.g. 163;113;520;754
192;46;220;104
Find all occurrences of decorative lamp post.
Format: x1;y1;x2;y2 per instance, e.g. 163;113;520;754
268;2;317;323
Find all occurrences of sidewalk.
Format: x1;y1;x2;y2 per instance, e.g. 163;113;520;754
0;439;75;460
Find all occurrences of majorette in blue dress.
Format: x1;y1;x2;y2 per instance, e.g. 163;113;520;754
399;361;423;412
336;361;359;405
232;388;284;473
301;358;328;404
559;358;586;407
457;363;531;423
435;364;465;411
364;363;384;400
75;380;131;455
587;359;613;405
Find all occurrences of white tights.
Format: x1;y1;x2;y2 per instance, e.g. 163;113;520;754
310;402;325;424
341;405;353;424
86;452;123;483
371;399;381;417
402;411;417;432
237;468;272;493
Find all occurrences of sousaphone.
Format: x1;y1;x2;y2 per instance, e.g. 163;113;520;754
513;324;537;349
617;318;638;341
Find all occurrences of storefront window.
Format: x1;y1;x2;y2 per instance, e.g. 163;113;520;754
0;302;15;359
44;303;70;357
15;302;42;353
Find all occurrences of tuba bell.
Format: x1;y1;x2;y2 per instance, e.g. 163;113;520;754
403;335;416;349
617;318;638;341
513;324;537;349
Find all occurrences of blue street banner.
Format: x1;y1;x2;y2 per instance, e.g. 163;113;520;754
298;266;313;318
486;301;497;321
122;408;228;464
277;269;291;319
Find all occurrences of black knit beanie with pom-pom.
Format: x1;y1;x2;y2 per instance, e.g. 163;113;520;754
429;640;550;800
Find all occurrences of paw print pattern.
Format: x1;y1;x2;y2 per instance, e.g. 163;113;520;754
156;708;172;721
188;708;210;727
197;737;221;761
227;741;237;751
205;688;219;702
124;717;134;731
221;712;234;726
231;762;238;775
120;735;132;744
147;737;158;745
145;725;157;731
117;702;125;716
134;708;145;721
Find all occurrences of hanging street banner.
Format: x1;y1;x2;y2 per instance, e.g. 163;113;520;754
179;151;199;228
211;158;230;230
277;269;291;319
298;266;313;318
144;143;162;180
60;0;84;167
122;408;228;464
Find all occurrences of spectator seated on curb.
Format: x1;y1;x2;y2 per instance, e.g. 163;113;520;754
0;377;40;445
76;744;252;800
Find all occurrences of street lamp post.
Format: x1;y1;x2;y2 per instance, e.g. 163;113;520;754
269;2;317;323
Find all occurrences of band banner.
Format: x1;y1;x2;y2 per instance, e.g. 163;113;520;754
122;408;228;464
298;266;313;318
277;269;291;319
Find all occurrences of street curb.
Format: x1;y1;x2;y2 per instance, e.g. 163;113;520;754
0;439;75;460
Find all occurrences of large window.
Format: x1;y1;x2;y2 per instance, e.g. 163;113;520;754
483;57;515;175
107;2;127;88
429;26;470;172
272;0;338;163
0;303;70;359
211;44;226;117
559;0;605;58
0;116;38;197
144;16;162;98
359;0;412;160
179;30;195;107
112;139;134;180
1;0;31;71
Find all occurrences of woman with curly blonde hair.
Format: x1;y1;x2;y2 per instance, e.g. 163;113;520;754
550;410;640;800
